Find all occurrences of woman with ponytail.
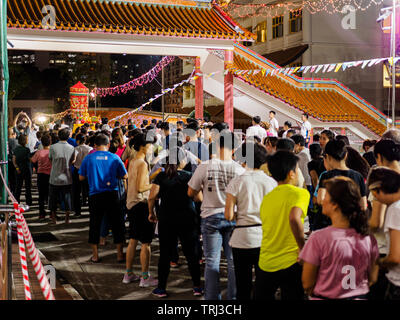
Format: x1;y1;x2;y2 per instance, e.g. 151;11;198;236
368;167;400;300
300;177;379;299
148;147;202;298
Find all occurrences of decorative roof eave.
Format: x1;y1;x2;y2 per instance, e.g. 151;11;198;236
6;0;256;41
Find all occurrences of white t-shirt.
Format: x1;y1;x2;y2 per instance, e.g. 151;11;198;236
269;118;279;137
368;192;387;254
188;158;245;218
226;170;277;249
384;199;400;286
300;121;312;139
297;148;312;186
246;125;267;141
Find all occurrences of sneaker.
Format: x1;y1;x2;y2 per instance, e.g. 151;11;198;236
122;273;140;284
139;276;158;288
152;288;168;298
170;262;179;268
193;287;204;296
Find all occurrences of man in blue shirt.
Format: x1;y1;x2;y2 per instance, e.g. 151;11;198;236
79;134;128;263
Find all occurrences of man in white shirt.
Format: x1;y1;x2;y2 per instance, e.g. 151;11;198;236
298;113;312;147
269;111;279;137
188;130;245;300
246;116;267;142
292;135;312;190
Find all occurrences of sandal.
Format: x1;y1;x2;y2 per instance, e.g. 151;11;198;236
89;257;102;263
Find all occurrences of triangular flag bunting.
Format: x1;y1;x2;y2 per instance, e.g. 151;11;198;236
361;60;370;69
304;66;311;73
335;63;343;72
322;64;330;73
315;65;324;73
368;59;379;67
327;64;336;72
310;66;317;73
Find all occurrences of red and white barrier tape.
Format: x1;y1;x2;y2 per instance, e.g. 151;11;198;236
0;168;55;300
14;203;32;300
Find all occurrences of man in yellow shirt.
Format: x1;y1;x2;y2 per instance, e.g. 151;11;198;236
256;150;310;300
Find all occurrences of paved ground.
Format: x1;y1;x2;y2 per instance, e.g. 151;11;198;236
18;174;232;300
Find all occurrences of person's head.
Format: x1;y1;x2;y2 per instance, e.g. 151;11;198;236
41;134;51;148
302;113;309;123
252;116;261;126
336;135;350;146
264;136;278;154
362;139;376;153
373;139;400;167
165;147;187;178
322;177;368;235
176;120;184;129
111;128;124;148
151;119;157;125
267;150;299;184
80;127;88;136
320;129;335;150
313;133;320;142
161;122;170;135
132;133;155;154
211;122;230;142
309;143;322;161
246;135;261;144
368;167;400;205
382;129;400;144
283;121;292;131
286;129;296;138
276;138;295;152
53;123;60;131
94;134;110;150
127;119;132;125
345;146;370;180
18;134;28;147
36;131;43;141
142;119;148;127
8;128;16;139
218;131;239;154
323;139;347;170
114;121;120;128
236;142;269;169
269;111;276;120
185;122;200;139
58;128;71;141
102;117;109;125
75;133;86;145
95;123;100;130
291;134;305;154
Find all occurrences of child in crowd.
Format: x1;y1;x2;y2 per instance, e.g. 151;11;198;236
13;134;32;206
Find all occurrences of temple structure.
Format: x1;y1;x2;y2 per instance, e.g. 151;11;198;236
6;0;388;139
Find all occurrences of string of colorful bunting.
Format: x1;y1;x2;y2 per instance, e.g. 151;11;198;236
228;56;400;77
109;69;197;123
93;56;175;98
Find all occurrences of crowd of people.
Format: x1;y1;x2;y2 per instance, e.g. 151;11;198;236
7;110;400;301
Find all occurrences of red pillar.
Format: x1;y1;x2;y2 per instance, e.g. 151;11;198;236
224;50;234;131
195;57;204;120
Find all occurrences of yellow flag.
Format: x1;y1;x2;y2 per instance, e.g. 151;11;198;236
335;63;343;72
388;57;394;66
262;69;266;76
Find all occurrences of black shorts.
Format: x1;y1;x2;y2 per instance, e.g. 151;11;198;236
128;202;155;243
88;191;125;245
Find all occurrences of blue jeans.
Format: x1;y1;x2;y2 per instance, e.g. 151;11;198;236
201;213;236;300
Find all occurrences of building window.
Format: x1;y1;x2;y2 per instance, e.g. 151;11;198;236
256;21;267;43
272;16;284;39
289;9;302;34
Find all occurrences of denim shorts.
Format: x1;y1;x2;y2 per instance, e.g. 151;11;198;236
48;184;72;211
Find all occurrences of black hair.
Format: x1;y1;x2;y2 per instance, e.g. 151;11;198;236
127;119;132;124
94;134;110;147
36;131;43;140
58;128;71;141
264;136;278;148
50;132;59;144
76;133;86;144
161;122;170;131
324;139;347;161
151;119;157;125
177;121;184;126
218;131;239;151
268;150;299;182
368;166;400;194
269;110;276;115
320;129;335;141
132;133;155;152
211;122;229;132
165;147;187;178
114;121;120;128
41;134;51;147
88;135;96;148
102;117;109;124
284;121;292;128
128;124;134;131
303;113;309;119
336;135;350;146
291;134;305;147
185;122;200;136
18;134;28;146
324;176;368;236
252;116;261;124
374;139;400;162
276;138;295;152
313;133;320;142
247;135;261;143
236;142;268;169
309;143;322;161
287;129;297;136
95;123;100;129
109;139;119;154
345;146;370;180
80;127;88;135
53;124;60;131
142;120;148;126
362;139;377;151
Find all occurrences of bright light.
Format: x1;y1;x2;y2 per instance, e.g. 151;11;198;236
37;116;47;124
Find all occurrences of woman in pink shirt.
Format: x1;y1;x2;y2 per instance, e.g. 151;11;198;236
300;176;380;299
111;128;126;158
31;134;52;220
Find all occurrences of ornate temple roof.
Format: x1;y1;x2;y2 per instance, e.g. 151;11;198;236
7;0;255;41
